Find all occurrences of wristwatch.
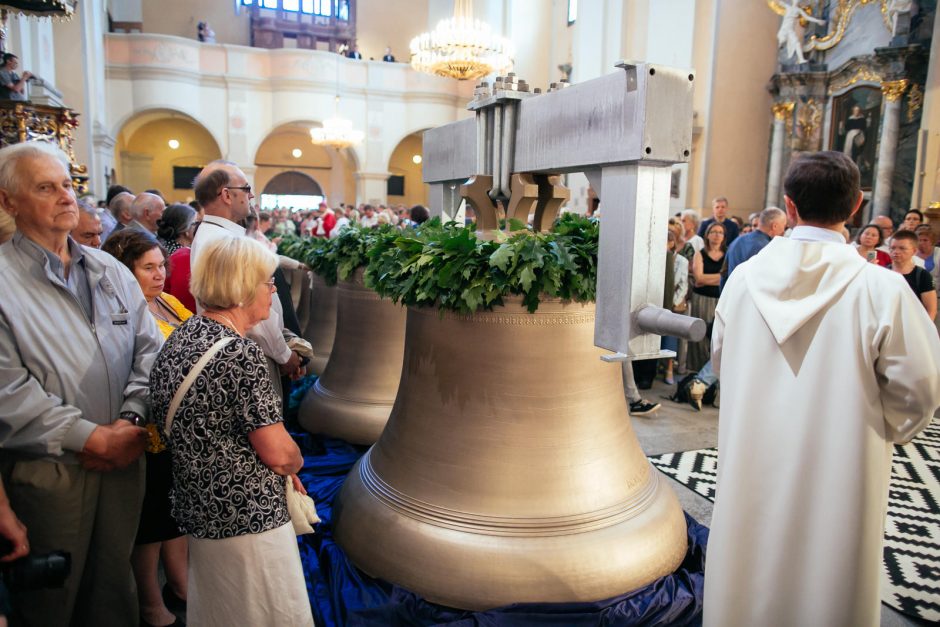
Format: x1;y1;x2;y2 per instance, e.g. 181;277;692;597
119;411;143;426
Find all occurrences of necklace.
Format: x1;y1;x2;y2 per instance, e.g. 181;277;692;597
204;311;243;336
148;298;178;326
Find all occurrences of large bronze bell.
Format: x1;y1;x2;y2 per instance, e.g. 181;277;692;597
302;272;337;376
333;297;688;610
298;269;406;444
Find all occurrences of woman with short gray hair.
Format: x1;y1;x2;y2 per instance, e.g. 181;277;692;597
149;234;312;626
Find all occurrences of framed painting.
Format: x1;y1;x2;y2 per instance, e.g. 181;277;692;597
829;86;882;190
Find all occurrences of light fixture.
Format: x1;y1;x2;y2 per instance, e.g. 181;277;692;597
412;154;422;164
292;148;303;158
410;0;514;81
168;139;180;150
310;96;365;149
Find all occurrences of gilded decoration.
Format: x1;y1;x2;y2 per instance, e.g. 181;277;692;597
881;79;909;102
768;1;892;52
772;101;796;121
0;101;88;193
906;84;923;122
828;66;883;95
797;99;823;145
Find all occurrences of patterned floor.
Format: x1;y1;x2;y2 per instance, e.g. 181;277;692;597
648;421;940;622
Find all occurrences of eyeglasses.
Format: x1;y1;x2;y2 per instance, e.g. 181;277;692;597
262;278;276;291
221;185;252;195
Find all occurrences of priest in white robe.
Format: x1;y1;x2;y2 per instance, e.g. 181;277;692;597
703;151;940;627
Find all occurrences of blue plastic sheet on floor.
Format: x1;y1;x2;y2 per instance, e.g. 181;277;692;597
291;430;708;627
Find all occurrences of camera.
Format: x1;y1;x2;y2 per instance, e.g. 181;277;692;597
0;540;70;590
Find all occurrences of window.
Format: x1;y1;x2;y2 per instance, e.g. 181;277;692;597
241;0;343;18
387;175;405;196
567;0;577;25
173;166;202;190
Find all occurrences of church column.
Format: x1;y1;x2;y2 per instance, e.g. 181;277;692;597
765;102;793;208
872;79;909;216
242;165;258;191
356;172;390;205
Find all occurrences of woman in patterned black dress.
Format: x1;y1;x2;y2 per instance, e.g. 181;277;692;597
150;235;313;627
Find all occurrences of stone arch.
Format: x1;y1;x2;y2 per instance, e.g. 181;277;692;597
263;170;324;196
113;109;223;202
254;121;358;206
111;107;225;156
383;125;432;170
386;130;429;207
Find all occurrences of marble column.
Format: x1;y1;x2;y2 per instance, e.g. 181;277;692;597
872;79;909;217
765;102;794;208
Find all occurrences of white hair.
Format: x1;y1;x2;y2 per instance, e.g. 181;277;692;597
680;209;701;227
758;207;786;227
0;141;71;196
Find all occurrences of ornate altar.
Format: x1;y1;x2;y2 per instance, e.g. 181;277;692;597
0;101;88;192
765;0;932;226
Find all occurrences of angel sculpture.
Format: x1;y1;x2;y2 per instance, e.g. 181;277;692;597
777;0;825;65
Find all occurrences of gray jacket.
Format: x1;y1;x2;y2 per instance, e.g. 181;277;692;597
0;233;162;462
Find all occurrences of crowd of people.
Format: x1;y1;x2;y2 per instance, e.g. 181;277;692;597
657;192;940;413
0;139;938;627
257;202;429;240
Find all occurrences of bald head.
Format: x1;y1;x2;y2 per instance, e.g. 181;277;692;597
129;192;165;234
757;207;787;237
194;161;252;222
873;215;894;240
109;191;135;226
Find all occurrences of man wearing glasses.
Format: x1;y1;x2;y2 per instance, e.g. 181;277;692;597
191;162;305;394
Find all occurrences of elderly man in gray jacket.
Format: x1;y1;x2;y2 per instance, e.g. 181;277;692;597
0;141;162;626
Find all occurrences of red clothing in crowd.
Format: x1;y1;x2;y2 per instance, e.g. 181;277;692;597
166;247;196;312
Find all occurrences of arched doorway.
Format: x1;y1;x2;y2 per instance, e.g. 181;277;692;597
261;171;325;211
254;122;357;207
113;110;222;202
387;132;428;208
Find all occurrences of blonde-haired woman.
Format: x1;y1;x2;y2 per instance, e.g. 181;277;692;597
149;234;313;627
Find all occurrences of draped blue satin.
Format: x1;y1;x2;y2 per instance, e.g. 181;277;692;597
287;378;707;626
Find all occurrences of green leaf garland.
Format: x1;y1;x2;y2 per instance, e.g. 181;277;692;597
365;213;598;313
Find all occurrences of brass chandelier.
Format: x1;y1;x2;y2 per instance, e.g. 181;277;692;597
410;0;514;81
310;96;364;149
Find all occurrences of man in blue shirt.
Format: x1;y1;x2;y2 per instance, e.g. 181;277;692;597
697;196;741;244
674;207;786;409
720;207;787;290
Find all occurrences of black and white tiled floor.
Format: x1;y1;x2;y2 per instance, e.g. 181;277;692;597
647;420;940;623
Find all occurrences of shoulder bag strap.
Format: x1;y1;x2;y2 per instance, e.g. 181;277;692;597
164;336;235;437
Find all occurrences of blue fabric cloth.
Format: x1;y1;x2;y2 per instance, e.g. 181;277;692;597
720;229;771;290
287;375;708;627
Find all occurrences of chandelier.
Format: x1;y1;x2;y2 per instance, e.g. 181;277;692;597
410;0;514;81
310;96;364;149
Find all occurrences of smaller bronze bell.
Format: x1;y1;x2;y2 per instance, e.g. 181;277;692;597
302;272;337;376
298;269;406;444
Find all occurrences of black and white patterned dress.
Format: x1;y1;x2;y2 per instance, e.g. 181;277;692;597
149;315;290;539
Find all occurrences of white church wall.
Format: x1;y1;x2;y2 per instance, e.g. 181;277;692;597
104;32;469;205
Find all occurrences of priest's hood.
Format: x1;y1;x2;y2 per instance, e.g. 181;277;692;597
742;237;867;345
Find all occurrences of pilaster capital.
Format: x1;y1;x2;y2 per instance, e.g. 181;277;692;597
880;79;909;102
771;102;795;121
